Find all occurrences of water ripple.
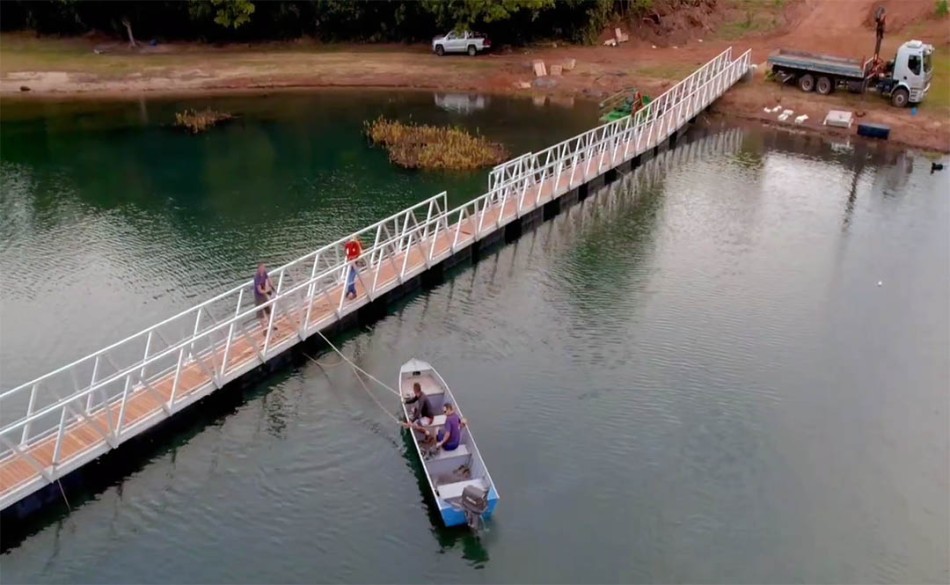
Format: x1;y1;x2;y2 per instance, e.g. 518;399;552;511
2;106;947;585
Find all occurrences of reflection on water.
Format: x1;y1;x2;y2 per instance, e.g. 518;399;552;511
0;95;947;584
434;93;489;115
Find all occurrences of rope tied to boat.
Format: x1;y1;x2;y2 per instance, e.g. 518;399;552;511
312;329;401;397
306;332;488;534
304;329;404;426
307;352;345;369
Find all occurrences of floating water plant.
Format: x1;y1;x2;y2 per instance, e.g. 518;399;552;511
174;108;234;134
364;116;508;171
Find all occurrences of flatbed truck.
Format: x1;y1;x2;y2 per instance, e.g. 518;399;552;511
766;8;933;107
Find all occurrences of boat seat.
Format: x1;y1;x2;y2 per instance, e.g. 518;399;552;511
403;376;445;397
429;444;469;463
421;415;446;430
436;478;486;501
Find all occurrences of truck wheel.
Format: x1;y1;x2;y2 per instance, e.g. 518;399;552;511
891;88;909;108
435;45;444;56
816;76;834;95
467;45;477;57
798;74;815;93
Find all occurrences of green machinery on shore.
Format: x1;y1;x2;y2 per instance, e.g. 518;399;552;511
598;88;652;123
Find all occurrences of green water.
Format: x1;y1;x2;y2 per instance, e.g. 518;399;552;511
0;93;948;584
0;91;597;387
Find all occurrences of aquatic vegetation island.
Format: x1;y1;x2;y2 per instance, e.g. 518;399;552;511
174;108;234;134
364;117;509;171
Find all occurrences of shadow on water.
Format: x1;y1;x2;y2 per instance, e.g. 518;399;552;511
0;321;387;553
398;430;490;568
558;168;668;324
552;126;747;372
0;381;245;551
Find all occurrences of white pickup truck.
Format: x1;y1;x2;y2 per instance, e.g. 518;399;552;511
432;31;492;56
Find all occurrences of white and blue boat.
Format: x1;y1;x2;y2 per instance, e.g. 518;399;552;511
399;358;499;530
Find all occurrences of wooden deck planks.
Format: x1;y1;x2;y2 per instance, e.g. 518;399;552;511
0;131;658;503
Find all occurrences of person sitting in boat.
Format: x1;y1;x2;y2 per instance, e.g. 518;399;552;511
434;403;463;452
403;382;434;425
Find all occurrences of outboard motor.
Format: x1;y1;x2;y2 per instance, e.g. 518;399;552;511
460;484;490;532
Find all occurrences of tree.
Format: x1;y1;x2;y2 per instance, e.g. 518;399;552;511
0;0;622;44
189;0;256;30
420;0;555;29
121;17;137;47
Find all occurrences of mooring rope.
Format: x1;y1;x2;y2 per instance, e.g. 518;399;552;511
57;479;71;512
308;352;346;369
353;368;403;425
302;329;404;426
311;329;401;397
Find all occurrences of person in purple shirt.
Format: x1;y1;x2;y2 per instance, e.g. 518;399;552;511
253;264;275;333
436;403;463;451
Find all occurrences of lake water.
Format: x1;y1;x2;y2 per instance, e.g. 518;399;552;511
0;92;947;584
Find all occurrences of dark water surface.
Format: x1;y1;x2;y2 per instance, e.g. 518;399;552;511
0;92;947;584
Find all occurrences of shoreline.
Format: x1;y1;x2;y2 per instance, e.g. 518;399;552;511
4;76;947;155
2;33;948;153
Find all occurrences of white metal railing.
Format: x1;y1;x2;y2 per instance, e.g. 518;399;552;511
0;193;443;433
487;47;747;202
0;47;751;509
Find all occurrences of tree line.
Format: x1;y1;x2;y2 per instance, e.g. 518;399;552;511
0;0;658;45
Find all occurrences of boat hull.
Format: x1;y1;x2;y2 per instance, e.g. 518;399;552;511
398;358;499;529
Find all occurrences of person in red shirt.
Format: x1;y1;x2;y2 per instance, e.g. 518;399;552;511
344;237;363;299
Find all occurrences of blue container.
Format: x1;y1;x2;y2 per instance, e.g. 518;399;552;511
857;123;891;140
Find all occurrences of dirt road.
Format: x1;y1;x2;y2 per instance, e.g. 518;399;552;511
1;0;947;151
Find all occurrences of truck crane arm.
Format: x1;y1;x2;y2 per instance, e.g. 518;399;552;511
873;6;886;61
868;6;887;77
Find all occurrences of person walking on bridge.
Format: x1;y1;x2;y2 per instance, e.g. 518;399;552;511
254;263;276;333
344;237;363;300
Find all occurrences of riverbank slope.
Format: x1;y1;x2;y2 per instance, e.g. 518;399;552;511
2;0;948;152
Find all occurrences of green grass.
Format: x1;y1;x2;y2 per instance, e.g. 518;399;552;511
718;19;762;41
925;50;950;112
635;63;698;81
0;34;440;80
716;0;785;41
1;35;194;77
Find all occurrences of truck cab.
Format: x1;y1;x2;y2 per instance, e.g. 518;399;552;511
887;39;934;106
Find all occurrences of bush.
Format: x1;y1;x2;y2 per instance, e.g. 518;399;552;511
364;117;509;170
174;108;234;134
937;0;949;16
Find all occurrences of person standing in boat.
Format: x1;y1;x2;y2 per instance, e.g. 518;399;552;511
344;237;363;300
